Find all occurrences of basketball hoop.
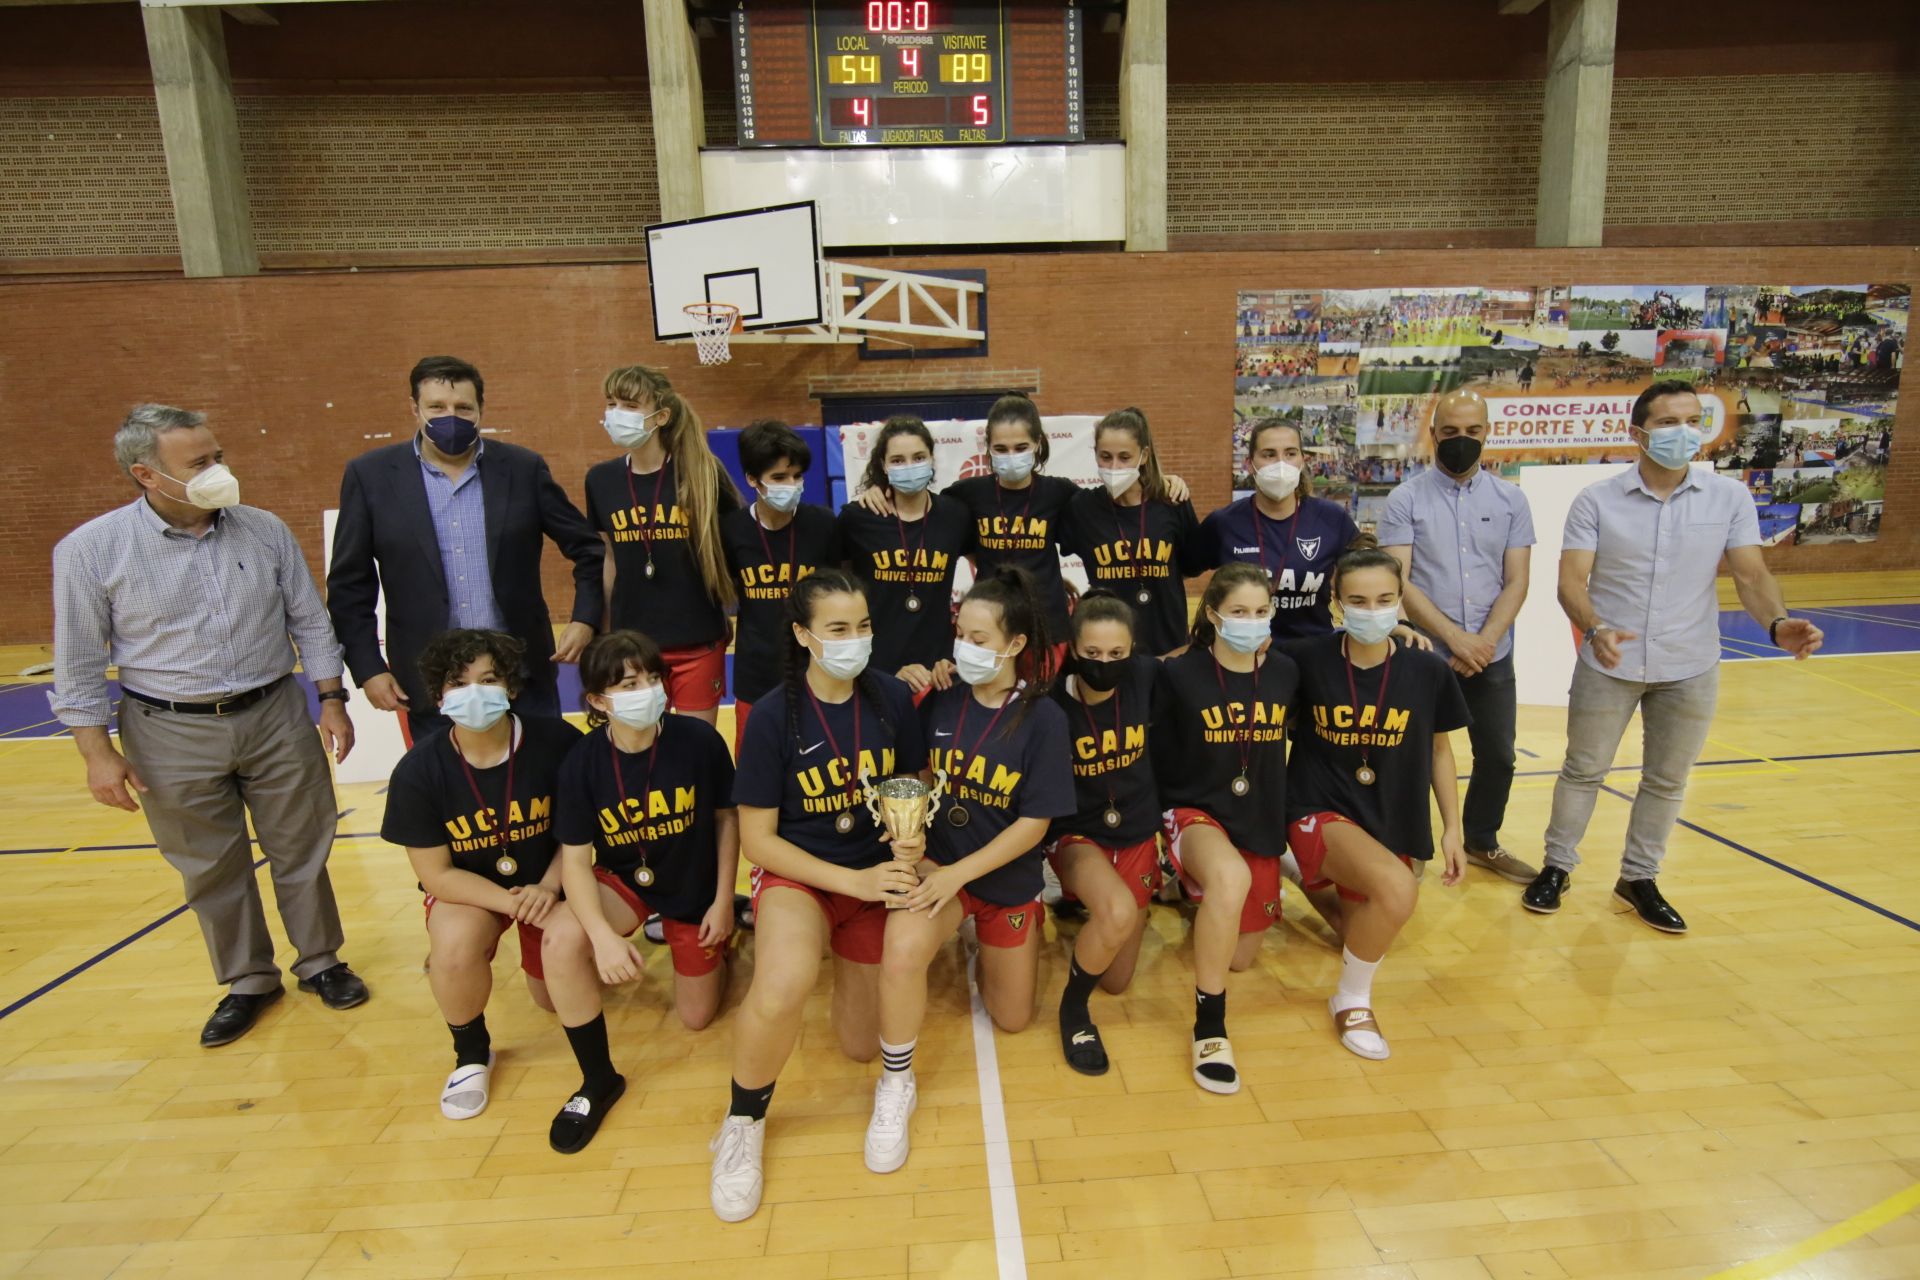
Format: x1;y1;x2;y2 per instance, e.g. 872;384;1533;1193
684;303;741;366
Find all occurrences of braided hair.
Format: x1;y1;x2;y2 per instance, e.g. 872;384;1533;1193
781;567;896;749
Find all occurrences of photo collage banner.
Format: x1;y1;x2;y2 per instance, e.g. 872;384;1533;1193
1233;284;1908;545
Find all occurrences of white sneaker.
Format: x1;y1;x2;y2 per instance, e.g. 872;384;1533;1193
709;1114;766;1222
440;1052;493;1120
863;1071;918;1173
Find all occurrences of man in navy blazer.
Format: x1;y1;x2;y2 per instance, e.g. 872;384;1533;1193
327;355;605;738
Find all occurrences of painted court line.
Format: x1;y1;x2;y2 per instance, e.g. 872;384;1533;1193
967;949;1027;1280
1598;784;1920;934
1702;1179;1920;1280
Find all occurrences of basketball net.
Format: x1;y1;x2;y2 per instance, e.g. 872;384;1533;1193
684;303;740;366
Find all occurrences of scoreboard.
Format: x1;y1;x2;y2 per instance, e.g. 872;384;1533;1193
731;1;1084;148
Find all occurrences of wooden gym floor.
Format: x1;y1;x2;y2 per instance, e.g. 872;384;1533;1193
1;571;1917;1280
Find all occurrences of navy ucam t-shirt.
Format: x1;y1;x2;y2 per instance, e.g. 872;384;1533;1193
1198;494;1360;639
919;684;1076;906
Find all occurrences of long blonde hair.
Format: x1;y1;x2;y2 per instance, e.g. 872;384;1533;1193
603;364;740;610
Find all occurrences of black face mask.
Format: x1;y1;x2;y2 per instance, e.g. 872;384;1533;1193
1435;435;1484;475
1071;654;1126;693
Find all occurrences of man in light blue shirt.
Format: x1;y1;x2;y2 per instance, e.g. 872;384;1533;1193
1380;389;1538;885
1524;381;1824;932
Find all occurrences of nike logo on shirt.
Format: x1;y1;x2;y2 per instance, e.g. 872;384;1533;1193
799;741;827;755
933;729;955;738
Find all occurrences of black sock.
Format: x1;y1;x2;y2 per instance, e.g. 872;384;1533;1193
1194;989;1227;1042
729;1077;775;1121
563;1014;618;1096
1060;954;1105;1025
448;1014;490;1067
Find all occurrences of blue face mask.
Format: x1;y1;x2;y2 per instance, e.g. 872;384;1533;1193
991;451;1036;484
424;414;479;455
1212;612;1272;654
759;482;804;514
441;683;509;730
886;461;934;494
1640;424;1704;470
1342;605;1400;646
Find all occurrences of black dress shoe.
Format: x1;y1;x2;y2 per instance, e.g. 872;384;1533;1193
201;986;283;1047
1613;878;1687;934
1522;867;1571;914
297;963;370;1009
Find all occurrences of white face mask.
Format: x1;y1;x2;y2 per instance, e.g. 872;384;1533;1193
1098;466;1141;498
1254;460;1300;502
953;637;1015;686
606;684;667;730
806;630;873;681
603;406;659;448
157;463;240;510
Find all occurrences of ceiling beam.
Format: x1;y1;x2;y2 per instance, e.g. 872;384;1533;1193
1498;0;1548;13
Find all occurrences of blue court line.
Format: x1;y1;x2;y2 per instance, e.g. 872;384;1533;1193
0;857;267;1021
1597;784;1920;934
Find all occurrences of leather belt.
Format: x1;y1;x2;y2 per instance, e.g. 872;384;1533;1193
122;674;288;716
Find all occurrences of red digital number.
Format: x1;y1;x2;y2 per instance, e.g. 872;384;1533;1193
853;96;872;127
900;47;920;77
867;1;930;32
971;94;990;127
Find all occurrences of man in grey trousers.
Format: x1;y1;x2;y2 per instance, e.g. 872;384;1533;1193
1522;381;1824;933
51;404;371;1045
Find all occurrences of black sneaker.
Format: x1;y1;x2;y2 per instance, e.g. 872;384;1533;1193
297;963;370;1009
1522;867;1571;914
200;987;283;1047
1613;878;1687;934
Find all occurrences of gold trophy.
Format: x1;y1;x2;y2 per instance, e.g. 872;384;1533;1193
862;770;946;908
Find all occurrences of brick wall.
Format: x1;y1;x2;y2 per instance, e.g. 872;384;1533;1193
3;243;1913;644
0;96;173;257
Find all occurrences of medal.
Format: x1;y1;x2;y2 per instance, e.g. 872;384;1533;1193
625;462;670;584
948;805;971;828
1355;766;1377;787
1341;636;1394;798
633;863;656;887
1211;655;1261;804
942;688;1018;837
608;725;664;893
804;683;870;842
455;718;519;886
1135;588;1152;606
1102;806;1123;829
894;506;931;618
1230;774;1250;797
905;593;922;613
835;810;856;834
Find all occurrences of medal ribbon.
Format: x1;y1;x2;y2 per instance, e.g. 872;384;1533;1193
1341;636;1395;780
1208;654;1255;785
950;688;1018;823
804;681;865;822
1111;491;1153;599
455;717;518;869
609;724;663;870
1073;680;1122;823
624;459;671;568
754;504;798;579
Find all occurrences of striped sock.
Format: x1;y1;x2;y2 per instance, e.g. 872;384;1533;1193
880;1037;917;1075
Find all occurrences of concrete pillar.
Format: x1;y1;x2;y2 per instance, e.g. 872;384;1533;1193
643;0;705;222
143;5;258;277
1120;0;1167;252
1534;0;1616;247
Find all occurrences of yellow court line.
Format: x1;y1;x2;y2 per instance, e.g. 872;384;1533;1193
1703;1179;1920;1279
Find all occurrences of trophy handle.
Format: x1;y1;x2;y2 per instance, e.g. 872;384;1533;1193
859;769;883;826
925;768;947;824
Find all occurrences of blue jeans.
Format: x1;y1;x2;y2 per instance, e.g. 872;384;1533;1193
1542;661;1718;881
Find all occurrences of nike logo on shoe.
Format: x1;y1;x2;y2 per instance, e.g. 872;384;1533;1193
1198;1040;1226;1059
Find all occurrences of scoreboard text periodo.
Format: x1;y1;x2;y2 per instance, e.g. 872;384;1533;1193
730;1;1084;149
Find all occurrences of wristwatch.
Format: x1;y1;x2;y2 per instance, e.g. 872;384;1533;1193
1582;624;1610;645
1768;615;1789;646
317;689;351;704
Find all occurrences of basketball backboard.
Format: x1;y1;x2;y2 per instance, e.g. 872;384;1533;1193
645;200;825;341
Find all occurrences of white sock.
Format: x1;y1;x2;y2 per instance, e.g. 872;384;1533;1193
879;1037;916;1076
1331;947;1380;1014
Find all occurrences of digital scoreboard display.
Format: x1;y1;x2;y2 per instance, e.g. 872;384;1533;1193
731;1;1083;148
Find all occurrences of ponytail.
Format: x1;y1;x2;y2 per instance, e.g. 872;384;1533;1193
1190;562;1273;649
1095;407;1169;503
962;563;1053;732
1330;532;1402;597
604;364;741;610
780;567;894;748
